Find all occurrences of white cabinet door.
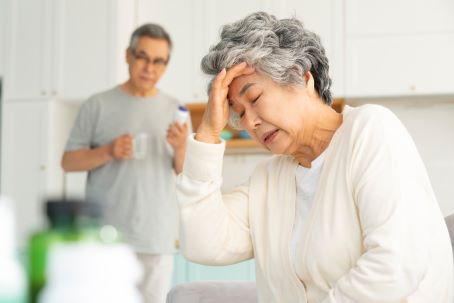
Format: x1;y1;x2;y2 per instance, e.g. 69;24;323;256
345;0;454;97
1;100;73;246
53;0;136;100
346;34;454;97
53;0;113;99
2;101;51;245
5;0;137;101
4;0;52;99
346;0;454;36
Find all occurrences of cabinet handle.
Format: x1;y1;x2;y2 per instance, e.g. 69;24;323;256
52;90;58;96
409;85;416;92
41;91;47;96
40;165;46;171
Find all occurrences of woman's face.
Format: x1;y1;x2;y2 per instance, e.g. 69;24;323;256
228;71;316;155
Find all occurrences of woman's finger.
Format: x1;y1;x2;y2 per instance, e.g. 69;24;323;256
221;62;247;87
222;63;255;88
210;68;227;92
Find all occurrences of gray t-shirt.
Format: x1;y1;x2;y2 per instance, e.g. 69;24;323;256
65;86;190;254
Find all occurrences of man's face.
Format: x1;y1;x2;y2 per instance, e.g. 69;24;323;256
126;37;170;93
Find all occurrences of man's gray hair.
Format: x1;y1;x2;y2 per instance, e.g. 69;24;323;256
129;23;172;52
201;12;332;105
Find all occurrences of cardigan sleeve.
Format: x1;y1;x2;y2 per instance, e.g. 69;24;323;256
322;106;432;303
175;135;254;265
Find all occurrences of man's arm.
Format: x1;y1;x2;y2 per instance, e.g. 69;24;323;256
172;144;186;175
61;134;133;172
61;145;113;172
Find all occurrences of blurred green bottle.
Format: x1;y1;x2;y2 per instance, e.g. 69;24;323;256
28;199;115;303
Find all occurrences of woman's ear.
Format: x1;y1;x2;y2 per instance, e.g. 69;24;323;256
304;71;317;97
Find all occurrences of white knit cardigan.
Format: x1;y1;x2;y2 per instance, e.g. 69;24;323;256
176;105;453;303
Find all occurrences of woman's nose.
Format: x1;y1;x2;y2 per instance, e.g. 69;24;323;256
243;109;261;130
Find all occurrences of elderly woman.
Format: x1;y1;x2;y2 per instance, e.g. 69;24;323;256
176;12;453;303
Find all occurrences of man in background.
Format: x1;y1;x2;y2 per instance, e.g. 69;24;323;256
62;24;190;303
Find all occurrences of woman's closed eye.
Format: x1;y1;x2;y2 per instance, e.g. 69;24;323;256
252;94;261;104
239;95;261;118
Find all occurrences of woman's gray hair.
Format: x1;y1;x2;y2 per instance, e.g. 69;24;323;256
129;23;172;52
201;12;332;105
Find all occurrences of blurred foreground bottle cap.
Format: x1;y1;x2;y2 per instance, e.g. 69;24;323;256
45;199;103;220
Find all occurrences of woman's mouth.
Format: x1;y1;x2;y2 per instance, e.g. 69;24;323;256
262;129;279;145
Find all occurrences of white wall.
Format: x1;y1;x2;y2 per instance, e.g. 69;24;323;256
348;97;454;217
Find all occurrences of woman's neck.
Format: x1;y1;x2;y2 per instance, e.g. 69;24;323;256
294;105;343;168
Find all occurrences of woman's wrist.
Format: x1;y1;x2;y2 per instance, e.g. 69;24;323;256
195;126;221;144
194;133;221;144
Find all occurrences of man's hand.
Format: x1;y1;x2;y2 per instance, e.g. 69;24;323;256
61;133;133;172
110;134;134;160
166;122;188;151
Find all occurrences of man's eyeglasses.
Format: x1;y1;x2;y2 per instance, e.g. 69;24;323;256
131;49;168;68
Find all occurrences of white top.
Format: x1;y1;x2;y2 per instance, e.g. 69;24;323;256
291;152;326;269
176;104;453;303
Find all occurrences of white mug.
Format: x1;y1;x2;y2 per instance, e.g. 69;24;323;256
132;133;148;159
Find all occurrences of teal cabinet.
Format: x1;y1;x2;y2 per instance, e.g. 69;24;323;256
172;252;255;285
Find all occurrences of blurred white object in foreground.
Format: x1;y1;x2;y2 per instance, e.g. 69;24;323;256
0;196;27;303
38;243;143;303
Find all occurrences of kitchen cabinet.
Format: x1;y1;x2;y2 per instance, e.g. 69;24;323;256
345;0;454;97
3;0;49;100
345;34;454;97
1;100;75;246
3;0;136;101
